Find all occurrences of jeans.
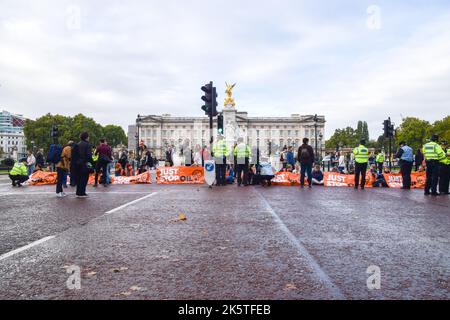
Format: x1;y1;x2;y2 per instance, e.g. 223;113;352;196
377;163;383;175
354;162;368;189
95;160;108;185
106;162;112;184
300;163;312;186
56;168;67;194
400;161;413;189
27;164;35;176
215;157;227;185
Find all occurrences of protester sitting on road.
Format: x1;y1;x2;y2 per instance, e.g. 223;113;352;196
226;166;235;184
260;162;275;187
417;165;425;173
331;167;339;173
9;158;29;187
125;163;134;176
33;164;43;173
312;164;324;185
115;163;123;176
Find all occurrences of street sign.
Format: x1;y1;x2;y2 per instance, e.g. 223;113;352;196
204;160;216;187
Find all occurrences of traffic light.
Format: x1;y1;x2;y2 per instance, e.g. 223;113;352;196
388;124;395;137
51;125;59;138
201;82;218;117
218;114;224;134
383;120;390;138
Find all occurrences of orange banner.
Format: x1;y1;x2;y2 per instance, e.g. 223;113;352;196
157;167;205;184
272;172;301;186
29;171;152;186
383;172;426;189
324;172;374;188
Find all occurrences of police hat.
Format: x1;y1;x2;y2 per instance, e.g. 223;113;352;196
19;158;27;163
431;134;439;142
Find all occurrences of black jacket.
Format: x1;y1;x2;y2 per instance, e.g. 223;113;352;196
74;140;93;167
297;144;315;165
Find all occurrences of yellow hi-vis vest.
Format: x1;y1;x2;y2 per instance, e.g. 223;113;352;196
443;148;450;165
376;153;385;163
213;140;229;158
234;143;251;159
422;142;445;161
353;145;369;164
92;152;99;162
9;162;27;176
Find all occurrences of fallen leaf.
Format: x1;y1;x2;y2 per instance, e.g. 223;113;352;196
130;285;146;292
86;271;97;277
116;291;132;297
169;213;188;223
111;267;129;273
284;283;298;290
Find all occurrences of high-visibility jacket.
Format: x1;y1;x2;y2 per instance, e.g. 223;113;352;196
422;142;445;161
234;143;251;159
353;145;369;164
9;162;27;176
442;148;450;165
92;152;99;162
375;153;385;163
213;140;229;158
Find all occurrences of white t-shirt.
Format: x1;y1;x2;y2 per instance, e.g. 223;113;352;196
260;162;274;176
338;155;345;167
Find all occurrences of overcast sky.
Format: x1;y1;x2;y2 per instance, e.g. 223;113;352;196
0;0;449;139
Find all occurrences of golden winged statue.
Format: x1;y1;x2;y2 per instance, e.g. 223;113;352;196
224;82;236;107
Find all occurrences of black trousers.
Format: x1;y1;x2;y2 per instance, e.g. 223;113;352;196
439;164;450;194
354;162;368;189
400;161;413;189
9;174;29;185
69;165;77;186
377;162;383;174
75;167;89;196
425;160;440;194
236;158;249;186
56;167;67;194
95;160;108;185
215;157;227;186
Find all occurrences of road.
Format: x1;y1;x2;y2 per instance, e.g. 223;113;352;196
0;175;449;300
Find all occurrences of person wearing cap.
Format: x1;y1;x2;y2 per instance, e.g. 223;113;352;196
213;134;229;186
438;141;450;195
422;134;446;196
353;139;370;190
9;158;29;187
395;141;414;189
56;141;73;197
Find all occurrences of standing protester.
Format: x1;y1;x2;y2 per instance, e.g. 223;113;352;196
94;138;112;187
9;158;29;187
353;139;370;190
213;134;229;186
119;151;128;171
297;138;315;188
56;141;73;197
337;152;346;174
73;132;93;198
415;148;424;172
69;141;78;187
35;151;45;169
26;151;36;176
234;138;251;187
395;141;414;190
438;142;450;195
423;134;446;196
375;150;385;175
166;146;174;167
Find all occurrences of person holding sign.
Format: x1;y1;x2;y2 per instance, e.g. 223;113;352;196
353;139;369;190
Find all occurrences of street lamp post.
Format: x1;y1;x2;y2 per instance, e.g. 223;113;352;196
135;115;142;165
314;114;319;163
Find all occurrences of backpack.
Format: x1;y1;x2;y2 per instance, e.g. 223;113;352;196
300;147;310;161
47;144;63;164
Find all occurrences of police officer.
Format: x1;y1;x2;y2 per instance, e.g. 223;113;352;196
423;134;446;196
353;139;369;190
395;141;414;189
375;150;385;175
9;158;29;187
438;141;450;195
213;134;229;186
234;137;251;187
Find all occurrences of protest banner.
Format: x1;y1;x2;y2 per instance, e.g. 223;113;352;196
157;166;205;184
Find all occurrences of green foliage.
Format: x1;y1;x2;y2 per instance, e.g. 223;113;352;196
23;114;127;153
395;117;433;152
103;125;127;147
431;116;450;143
325;127;359;149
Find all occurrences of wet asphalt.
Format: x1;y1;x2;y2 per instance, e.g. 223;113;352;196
0;175;448;300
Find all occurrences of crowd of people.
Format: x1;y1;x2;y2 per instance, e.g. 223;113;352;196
6;131;450;197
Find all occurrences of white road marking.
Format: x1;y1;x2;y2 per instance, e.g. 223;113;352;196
0;191;155;196
0;192;158;262
254;188;346;300
0;236;55;261
104;192;158;216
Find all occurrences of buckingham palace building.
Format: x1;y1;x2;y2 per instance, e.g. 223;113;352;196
128;104;325;159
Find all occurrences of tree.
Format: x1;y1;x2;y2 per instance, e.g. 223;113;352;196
431;116;450;143
103;125;127;147
395;117;432;152
325;127;359;149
